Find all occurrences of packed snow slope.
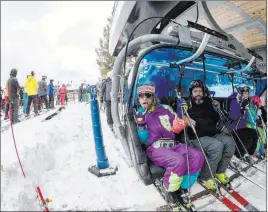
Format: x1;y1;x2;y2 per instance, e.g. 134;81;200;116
1;103;266;211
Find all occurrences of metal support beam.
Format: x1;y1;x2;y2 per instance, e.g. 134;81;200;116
224;19;267;37
224;2;252;20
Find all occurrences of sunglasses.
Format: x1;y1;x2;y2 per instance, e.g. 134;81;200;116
138;92;154;99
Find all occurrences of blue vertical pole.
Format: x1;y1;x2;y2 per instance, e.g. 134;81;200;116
89;85;109;169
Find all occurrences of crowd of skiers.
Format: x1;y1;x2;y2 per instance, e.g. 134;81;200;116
133;79;266;201
0;69;69;124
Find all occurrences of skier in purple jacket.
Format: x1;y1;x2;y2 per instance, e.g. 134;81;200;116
134;83;204;200
228;85;260;160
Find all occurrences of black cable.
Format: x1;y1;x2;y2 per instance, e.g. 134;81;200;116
195;2;199;24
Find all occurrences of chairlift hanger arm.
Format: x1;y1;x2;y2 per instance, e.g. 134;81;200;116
175;33;210;65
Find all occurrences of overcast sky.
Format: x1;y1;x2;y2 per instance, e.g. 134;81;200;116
1;1;114;87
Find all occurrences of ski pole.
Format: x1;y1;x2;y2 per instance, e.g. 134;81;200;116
207;94;253;165
206;93;245;165
174;89;222;197
177;90;192;204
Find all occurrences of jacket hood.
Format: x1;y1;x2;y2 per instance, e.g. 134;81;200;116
27;76;35;82
228;92;239;99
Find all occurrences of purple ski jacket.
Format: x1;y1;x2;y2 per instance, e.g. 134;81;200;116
228;92;257;130
145;104;177;146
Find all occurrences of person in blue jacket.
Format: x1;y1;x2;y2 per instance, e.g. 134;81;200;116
48;79;55;109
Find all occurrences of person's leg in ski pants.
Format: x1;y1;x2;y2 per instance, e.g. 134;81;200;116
233;128;258;158
191;132;235;181
105;101;113;130
23;93;28;113
60;94;65;105
10;98;19;123
39;95;49;109
147;144;204;191
27;95;38;115
49;95;55;109
4;99;9;118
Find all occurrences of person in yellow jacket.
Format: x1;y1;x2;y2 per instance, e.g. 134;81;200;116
25;71;39;116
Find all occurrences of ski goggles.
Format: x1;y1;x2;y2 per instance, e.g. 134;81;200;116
138;92;154;99
241;87;251;92
189;80;204;88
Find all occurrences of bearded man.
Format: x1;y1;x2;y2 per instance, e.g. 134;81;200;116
186;80;235;191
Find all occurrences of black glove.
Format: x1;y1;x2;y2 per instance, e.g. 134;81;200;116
212;100;220;111
240;99;249;114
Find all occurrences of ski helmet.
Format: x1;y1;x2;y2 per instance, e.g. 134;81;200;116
237;84;251;93
250;96;262;107
31;71;35;76
10;68;17;77
188;80;204;94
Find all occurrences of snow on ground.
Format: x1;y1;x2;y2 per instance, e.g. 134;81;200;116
1;103;266;211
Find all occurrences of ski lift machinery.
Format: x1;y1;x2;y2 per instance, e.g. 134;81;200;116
110;1;266;185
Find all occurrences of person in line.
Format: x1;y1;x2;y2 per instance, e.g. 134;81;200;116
48;79;55;109
25;71;39;116
185;80;235;190
38;75;49;111
7;68;21;123
59;84;67;105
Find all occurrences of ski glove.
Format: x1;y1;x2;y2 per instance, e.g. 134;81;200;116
240;99;249;114
257;109;262;117
133;108;147;130
172;116;189;133
177;98;188;119
212;100;220;111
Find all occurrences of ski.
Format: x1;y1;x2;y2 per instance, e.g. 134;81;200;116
154;179;196;211
41;106;65;122
216;180;259;211
1;109;51;132
197;180;244;212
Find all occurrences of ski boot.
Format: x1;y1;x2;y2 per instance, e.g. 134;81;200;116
202;179;217;191
215;173;229;185
163;183;196;211
176;189;196;211
34;113;40;117
230;156;243;171
244;153;254;165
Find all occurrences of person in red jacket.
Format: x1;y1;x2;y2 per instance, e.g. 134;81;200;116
59;84;67;105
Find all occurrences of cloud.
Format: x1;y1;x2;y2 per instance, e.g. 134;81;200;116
1;1;114;87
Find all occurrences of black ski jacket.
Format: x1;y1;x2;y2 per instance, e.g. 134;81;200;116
7;75;20;100
187;97;221;139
